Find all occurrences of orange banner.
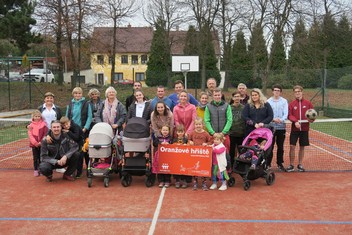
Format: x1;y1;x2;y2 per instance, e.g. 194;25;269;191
156;144;212;177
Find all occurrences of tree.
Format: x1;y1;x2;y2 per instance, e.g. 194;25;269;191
0;0;41;54
231;30;251;87
146;19;171;87
288;18;310;69
270;30;286;71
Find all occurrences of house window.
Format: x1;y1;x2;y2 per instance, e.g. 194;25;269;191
97;55;104;65
113;73;123;83
141;55;148;64
108;56;113;64
121;55;128;64
132;55;138;64
97;73;104;85
135;72;145;82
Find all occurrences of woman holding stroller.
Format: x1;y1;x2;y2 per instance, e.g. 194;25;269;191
242;88;273;137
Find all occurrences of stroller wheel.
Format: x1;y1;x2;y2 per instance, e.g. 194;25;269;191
87;177;92;188
228;177;235;187
243;180;251;191
104;177;109;187
265;171;276;185
121;174;132;187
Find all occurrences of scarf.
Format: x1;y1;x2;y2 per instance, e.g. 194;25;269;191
103;98;118;125
197;103;207;110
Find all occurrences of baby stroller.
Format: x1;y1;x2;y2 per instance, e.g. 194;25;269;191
233;127;275;190
120;117;155;187
87;123;118;188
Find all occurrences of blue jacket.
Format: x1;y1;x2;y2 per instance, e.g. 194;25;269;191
150;96;174;111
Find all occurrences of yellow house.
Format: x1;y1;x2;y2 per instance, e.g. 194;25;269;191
90;26;153;85
90;25;221;85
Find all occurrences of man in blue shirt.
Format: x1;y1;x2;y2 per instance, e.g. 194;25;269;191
168;80;198;109
150;85;173;111
267;84;288;171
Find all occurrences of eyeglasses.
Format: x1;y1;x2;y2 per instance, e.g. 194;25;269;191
273;89;281;92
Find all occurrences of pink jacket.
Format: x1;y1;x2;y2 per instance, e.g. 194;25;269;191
173;103;197;135
28;118;48;148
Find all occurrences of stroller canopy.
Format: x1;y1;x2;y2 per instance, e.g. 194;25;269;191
89;122;114;145
124;117;150;138
242;128;273;151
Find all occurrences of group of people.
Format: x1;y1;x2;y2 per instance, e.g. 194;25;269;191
28;78;314;191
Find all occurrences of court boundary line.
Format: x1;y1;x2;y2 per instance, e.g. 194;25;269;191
0;149;31;163
148;187;166;235
1;217;351;225
311;143;352;164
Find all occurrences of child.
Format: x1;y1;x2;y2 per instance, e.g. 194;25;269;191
28;110;48;176
173;124;189;188
210;133;229;191
239;139;267;170
188;117;212;190
153;125;173;188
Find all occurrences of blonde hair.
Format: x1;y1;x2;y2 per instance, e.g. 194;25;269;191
59;116;70;124
72;87;83;95
194;117;204;126
32;110;42;118
213;132;225;142
293;85;303;91
248;88;267;108
199;92;208;99
178;90;189;101
88;88;100;97
105;86;117;98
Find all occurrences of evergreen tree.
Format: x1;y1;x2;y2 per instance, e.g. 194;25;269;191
146;19;171;87
270;30;286;71
230;30;251;87
306;20;323;69
0;0;41;54
248;22;268;88
336;15;352;67
288;18;309;69
321;12;339;69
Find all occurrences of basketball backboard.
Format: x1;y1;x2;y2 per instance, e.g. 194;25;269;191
172;56;199;72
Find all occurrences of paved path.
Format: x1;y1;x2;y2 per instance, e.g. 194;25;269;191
0;109;36;118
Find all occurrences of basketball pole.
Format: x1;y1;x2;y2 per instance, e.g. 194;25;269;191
183;71;188;90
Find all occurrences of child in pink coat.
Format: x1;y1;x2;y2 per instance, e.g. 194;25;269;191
28;110;48;176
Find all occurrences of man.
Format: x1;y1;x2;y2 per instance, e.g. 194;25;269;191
237;83;249;105
168;80;198;108
228;91;245;166
125;81;143;111
267;84;288;171
204;88;232;151
150;85;173;110
39;120;79;182
286;85;314;172
206;77;225;102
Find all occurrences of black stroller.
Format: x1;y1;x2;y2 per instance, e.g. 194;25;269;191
233;127;275;190
120;117;155;187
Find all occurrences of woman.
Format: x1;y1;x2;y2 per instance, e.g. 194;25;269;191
87;88;103;129
151;101;174;138
196;92;208;119
126;90;152;124
38;92;62;128
173;90;197;135
102;86;126;134
242;88;273;137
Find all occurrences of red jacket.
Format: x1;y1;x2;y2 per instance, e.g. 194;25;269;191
288;98;314;132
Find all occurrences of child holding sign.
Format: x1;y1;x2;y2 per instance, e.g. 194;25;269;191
188;117;212;190
173;124;190;188
210;133;229;191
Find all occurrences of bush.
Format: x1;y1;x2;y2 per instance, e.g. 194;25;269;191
337;74;352;89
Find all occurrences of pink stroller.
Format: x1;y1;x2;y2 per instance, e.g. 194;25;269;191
232;127;275;190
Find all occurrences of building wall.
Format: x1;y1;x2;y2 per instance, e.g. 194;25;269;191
91;53;148;85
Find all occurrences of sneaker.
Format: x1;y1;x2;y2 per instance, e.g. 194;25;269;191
55;168;66;173
202;182;208;191
164;182;170;188
34;170;40;177
46;175;53;182
192;183;198;191
175;181;181;189
297;164;305;172
286;165;294;172
219;183;227;191
158;182;165;188
210;183;217;190
63;174;75;181
277;164;286;172
75;173;82;179
181;181;188;189
249;164;256;170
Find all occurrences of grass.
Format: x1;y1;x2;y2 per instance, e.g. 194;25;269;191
0;124;28;145
311;121;352;142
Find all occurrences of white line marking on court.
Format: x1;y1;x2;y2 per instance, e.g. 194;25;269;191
0;150;31;163
148;187;166;235
311;143;352;164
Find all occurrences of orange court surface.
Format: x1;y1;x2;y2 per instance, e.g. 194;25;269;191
0;169;351;235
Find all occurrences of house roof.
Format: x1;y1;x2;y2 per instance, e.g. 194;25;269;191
90;26;220;55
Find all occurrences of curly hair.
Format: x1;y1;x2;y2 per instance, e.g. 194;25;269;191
248;88;267;108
